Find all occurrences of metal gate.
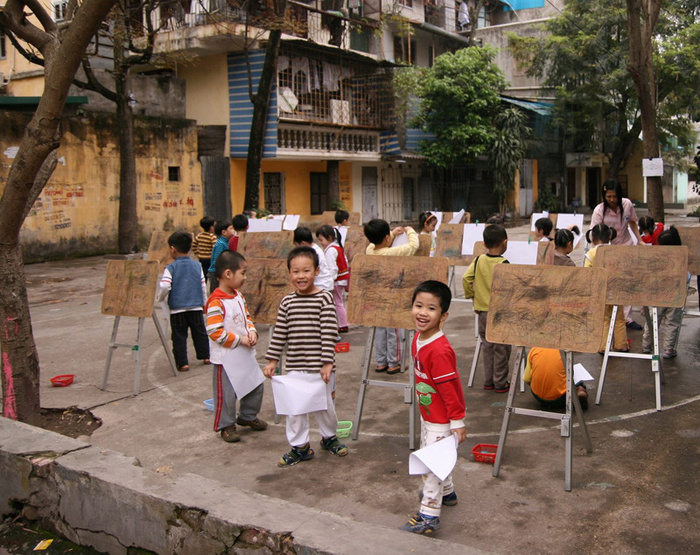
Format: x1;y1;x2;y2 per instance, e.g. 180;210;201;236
264;172;285;214
201;156;231;221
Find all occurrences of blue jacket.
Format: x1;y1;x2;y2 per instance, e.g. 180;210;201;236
166;257;205;310
208;236;229;275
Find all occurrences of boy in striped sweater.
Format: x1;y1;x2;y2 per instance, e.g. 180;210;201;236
206;250;267;443
263;246;348;467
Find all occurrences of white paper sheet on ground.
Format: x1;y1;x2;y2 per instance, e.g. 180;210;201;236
283;214;300;231
504;241;538;265
461;223;485;255
530;211;550;231
448;209;465;224
408;435;459;481
434;212;444;231
247;218;283;232
219;347;265;399
271;373;328;416
573;363;594;382
392;232;409;247
555;214;584;248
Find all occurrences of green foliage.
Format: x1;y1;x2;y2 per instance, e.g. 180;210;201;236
330;199;347;211
414;47;507;168
490;108;530;214
535;187;560;213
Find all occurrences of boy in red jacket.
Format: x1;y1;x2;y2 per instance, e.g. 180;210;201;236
401;280;467;535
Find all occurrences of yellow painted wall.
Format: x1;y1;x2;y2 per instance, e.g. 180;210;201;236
0;112;203;261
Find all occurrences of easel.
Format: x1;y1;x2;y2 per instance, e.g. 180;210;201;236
593;246;689;411
347;255;449;449
100;260;178;395
677;227;700;316
485;264;609;490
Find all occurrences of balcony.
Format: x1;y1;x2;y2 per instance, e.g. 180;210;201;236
277;123;381;160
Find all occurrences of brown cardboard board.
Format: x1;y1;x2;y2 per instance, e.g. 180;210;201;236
596;245;688;307
237;231;293;259
321;211;362;226
146;231;173;270
537;240;555;265
415;234;433;257
101;260;159;318
238;258;294;325
343;225;370;265
676;226;700;275
435;224;470;266
347;254;449;329
443;211;471;224
486;265;608;353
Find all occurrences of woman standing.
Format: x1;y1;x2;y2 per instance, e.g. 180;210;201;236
589;179;644;329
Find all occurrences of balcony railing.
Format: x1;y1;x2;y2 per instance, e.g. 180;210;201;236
277;124;380;156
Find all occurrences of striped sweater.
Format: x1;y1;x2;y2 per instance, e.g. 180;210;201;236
265;290;337;372
193;231;217;259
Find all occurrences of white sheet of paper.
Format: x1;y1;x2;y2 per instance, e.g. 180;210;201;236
573;363;594;382
247;218;283;232
530;212;550;231
448;209;465;224
408;435;459;481
504;241;538;265
461;223;485;255
434;212;444;231
392;232;409;247
219;349;265;399
555;214;584;248
642;157;664;177
271;373;328;416
283;214;300;231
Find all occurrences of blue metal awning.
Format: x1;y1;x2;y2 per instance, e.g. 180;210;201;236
500;96;552;116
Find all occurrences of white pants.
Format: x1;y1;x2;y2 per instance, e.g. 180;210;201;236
419;420;455;518
286;379;338;447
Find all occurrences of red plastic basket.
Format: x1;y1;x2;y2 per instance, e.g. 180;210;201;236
335;342;350;353
471;443;498;464
50;374;75;387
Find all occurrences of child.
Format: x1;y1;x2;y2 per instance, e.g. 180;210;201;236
208;219;234;293
418;211;438;257
263;246;348;466
316;225;350;333
206;250;267;443
364;218;419;374
293;226;334;292
585;224;628;353
638;215;664;245
401;280;466;535
229;213;250;252
158;231;210;372
552;226;580;267
192;216;217;282
642;226;686;358
534;217;554;241
335;209;350;245
462;224;511;392
524;347;588;410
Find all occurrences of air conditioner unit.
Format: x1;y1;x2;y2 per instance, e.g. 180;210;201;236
330;99;350;125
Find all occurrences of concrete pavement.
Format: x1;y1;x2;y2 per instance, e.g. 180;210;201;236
14;213;700;553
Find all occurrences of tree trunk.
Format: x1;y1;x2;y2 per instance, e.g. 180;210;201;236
244;0;288;212
626;0;664;222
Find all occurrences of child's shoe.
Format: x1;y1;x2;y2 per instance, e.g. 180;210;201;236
320;435;348;457
663;349;677;359
494;381;511;393
400;513;440;534
236;417;268;431
220;425;240;443
278;443;314;467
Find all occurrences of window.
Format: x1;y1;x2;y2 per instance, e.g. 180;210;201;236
399;0;413;7
0;29;6;60
310;172;329;215
168;166;181;182
53;1;68;21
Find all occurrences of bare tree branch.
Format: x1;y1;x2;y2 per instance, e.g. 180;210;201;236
1;0;53;52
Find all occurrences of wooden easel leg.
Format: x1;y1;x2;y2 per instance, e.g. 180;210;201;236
651;307;663;411
568;351;592;454
493;346;524;478
467;312;481;388
519;352;526;393
352;327;376;440
595;306;617;406
133;317;145;395
101;316;121;390
152;311;178;377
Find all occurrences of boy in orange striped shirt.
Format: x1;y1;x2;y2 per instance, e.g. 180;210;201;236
205;250;267;443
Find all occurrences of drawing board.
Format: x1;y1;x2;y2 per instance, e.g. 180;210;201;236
487;265;608;353
537;240;555;265
676;226;700;275
283;215;300;231
101;260;160;318
414;234;433;257
321;211;362;226
147;230;174;269
237;231;293;259
238;258;294;325
247;218;283;232
504;241;539;265
596;245;688;307
461;223;486;255
343;225;370;264
530;212;557;232
435;224;469;265
555;214;585;248
347;254;449;329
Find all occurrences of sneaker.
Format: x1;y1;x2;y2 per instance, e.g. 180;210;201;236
177;364;190;372
494;382;511;393
320;435;348;457
419;491;458;506
483;384;495;390
400;513;440;535
576;385;589;411
220;425;240;443
236;417;268;431
278;443;315;467
626;321;643;330
663;350;677;359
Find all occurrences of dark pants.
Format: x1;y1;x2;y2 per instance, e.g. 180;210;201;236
199;258;211;282
170;310;209;368
209;273;219;295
